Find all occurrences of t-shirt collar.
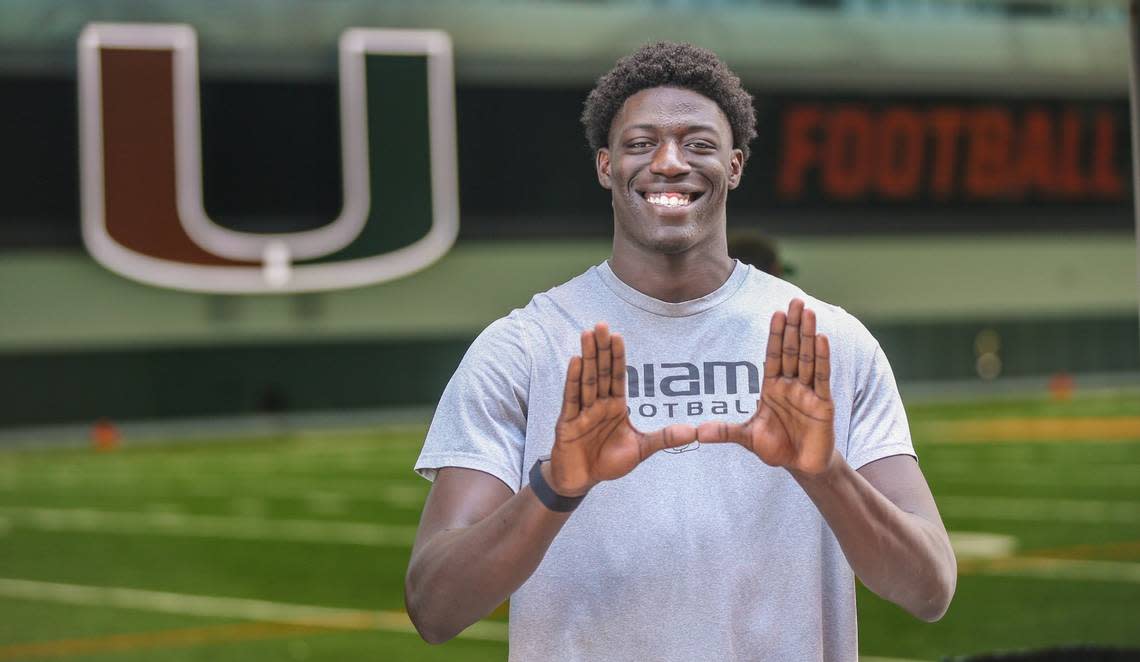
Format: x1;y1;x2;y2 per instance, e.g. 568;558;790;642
594;259;750;318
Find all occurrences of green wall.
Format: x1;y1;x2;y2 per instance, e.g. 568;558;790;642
2;235;1137;426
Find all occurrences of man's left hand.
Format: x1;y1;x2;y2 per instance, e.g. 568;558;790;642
698;298;837;476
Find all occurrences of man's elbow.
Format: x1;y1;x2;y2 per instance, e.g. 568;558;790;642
406;601;450;645
410;615;457;646
405;572;459;644
912;564;956;622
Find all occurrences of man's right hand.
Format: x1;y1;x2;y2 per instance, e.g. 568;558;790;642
547;322;698;497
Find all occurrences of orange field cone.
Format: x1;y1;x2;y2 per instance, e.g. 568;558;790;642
91;418;121;451
1048;372;1075;402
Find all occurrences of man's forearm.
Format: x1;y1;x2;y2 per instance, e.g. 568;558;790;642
405;473;572;643
792;453;956;621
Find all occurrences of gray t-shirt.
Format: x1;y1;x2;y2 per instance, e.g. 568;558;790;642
415;260;915;662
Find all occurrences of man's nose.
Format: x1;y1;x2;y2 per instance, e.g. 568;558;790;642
649;141;691;178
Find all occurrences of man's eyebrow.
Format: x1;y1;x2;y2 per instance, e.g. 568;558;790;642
622;123;721;133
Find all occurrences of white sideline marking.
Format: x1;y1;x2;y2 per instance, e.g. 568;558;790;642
0;473;428;508
949;532;1017;561
0;577;927;658
0;507;416;547
976;558;1140;584
0;577;508;642
938;496;1140;524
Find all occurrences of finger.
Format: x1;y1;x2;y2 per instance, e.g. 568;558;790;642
764;311;785;379
798;308;816;387
595;322;612;399
639;423;698;460
782;298;803;378
580;330;597;409
696;420;750;445
560;356;583;420
610;333;627;398
815;334;831;400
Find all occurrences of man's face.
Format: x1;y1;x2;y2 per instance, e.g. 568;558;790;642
596;86;744;255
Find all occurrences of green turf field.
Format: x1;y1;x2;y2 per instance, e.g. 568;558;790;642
0;390;1138;661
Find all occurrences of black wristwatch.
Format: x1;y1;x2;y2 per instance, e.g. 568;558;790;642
529;457;587;513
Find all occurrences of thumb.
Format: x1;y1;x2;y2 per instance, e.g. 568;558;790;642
696;420;751;445
638;423;697;460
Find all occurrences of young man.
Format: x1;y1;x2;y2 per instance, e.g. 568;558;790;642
406;42;955;661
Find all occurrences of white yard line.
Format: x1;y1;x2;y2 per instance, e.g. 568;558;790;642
949;532;1018;561
0;577;508;642
0;507;416;547
938;496;1140;524
0;476;428;509
0;577;935;658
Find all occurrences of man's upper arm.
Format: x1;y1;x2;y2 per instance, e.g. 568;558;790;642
412;467;515;550
856;454;945;528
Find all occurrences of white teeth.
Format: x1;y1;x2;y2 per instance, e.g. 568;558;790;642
646;192;692;208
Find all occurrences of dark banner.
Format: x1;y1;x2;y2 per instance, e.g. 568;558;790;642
0;78;1132;248
461;92;1134;235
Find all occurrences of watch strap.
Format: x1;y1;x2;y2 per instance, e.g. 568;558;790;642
529;458;586;512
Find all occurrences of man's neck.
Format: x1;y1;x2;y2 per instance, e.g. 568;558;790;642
608;237;736;303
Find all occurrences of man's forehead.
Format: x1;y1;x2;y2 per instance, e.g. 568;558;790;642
613;86;729;134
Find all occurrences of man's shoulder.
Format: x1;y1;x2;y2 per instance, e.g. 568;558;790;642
530;264;600;303
508;264;602;323
470;264;600;347
735;266;844;318
736;266;876;351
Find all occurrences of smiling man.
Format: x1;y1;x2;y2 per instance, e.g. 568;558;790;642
405;43;955;661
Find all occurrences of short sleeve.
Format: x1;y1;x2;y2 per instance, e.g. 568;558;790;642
414;315;531;493
845;333;916;470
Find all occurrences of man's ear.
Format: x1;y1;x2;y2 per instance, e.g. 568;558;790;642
727;148;744;190
595;148;613;190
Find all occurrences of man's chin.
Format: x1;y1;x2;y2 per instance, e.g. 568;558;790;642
640;228;702;255
614;210;716;255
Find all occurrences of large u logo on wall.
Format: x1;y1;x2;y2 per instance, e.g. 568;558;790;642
78;23;458;293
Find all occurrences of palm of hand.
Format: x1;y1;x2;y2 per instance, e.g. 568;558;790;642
549;324;696;497
749;374;835;475
700;298;837;476
553;397;640;489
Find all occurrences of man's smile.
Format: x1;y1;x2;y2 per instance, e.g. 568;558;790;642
639;189;706;210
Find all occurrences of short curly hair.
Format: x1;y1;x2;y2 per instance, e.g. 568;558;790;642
581;42;757;162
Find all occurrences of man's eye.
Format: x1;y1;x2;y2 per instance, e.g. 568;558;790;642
628;141;652;149
688;142;715;150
